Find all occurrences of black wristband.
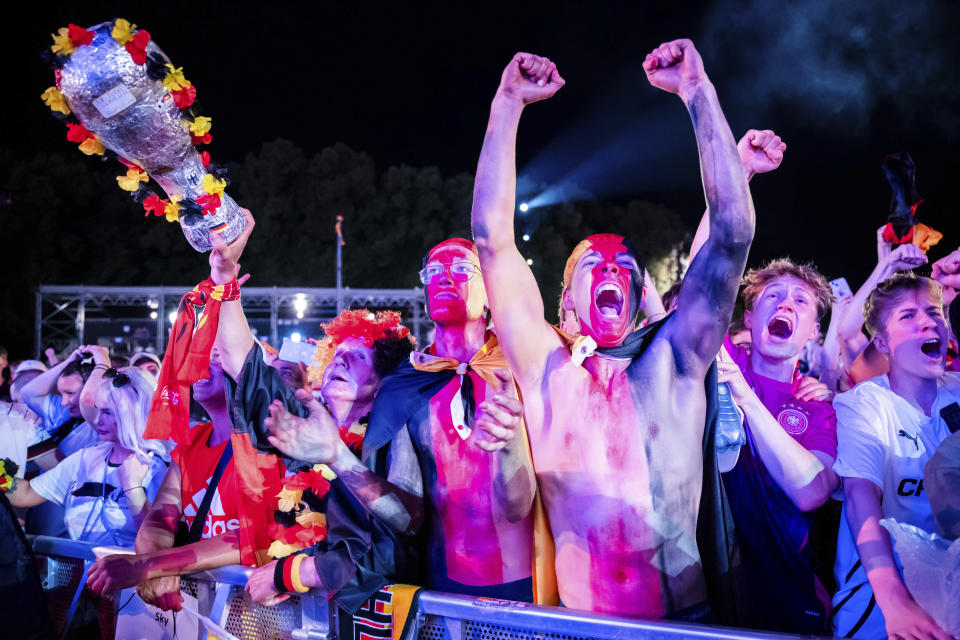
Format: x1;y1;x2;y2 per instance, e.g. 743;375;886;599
273;556;288;594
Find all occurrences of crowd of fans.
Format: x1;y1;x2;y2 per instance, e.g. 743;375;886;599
2;40;959;640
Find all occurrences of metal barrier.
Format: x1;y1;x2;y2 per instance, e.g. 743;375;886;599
30;535;335;640
30;535;825;640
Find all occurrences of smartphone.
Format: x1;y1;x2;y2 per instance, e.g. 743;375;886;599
830;277;853;300
278;338;316;366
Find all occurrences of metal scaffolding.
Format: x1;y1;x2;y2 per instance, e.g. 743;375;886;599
35;284;431;358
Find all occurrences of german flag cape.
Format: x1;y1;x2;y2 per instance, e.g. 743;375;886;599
363;335;558;605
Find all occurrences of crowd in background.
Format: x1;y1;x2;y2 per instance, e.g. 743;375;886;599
2;42;960;640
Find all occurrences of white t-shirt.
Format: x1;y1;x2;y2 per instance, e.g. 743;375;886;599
831;372;960;639
31;442;168;547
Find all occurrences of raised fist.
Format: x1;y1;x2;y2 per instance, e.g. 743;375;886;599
497;53;565;106
932;247;960;290
209;208;254;286
643;39;707;96
738;129;786;178
884;243;927;273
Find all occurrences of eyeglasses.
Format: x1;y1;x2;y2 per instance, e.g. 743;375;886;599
103;368;133;390
418;261;481;285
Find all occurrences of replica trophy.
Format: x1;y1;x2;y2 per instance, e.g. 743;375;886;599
41;20;245;251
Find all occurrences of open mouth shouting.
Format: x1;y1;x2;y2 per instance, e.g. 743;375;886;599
920;337;942;360
595;283;624;318
767;315;794;340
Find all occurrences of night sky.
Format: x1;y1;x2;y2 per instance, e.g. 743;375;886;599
4;0;960;288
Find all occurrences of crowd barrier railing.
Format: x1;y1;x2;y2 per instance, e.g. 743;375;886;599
30;535;828;640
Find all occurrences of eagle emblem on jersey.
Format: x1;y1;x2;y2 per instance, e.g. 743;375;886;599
777;403;809;436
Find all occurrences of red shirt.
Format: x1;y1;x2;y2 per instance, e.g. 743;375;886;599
171;422;240;539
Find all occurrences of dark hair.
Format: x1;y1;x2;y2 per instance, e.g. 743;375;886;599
62;358;94;381
0;345;7;359
661;283;682;312
373;334;417;378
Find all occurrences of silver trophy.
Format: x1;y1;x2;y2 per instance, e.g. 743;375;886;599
55;22;245;251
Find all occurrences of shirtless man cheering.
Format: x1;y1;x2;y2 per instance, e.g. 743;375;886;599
471;41;754;618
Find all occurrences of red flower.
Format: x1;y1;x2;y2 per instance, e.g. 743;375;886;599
195;192;221;214
66;122;93;143
125;29;151;65
340;428;365;454
191;132;212;146
200;151;211;167
286;470;331;498
171;84;196;109
143;193;166;217
67;24;94;47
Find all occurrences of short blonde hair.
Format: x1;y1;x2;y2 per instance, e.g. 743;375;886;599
741;258;834;320
864;272;943;336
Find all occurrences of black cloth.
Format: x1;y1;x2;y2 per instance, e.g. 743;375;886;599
227;345;420;613
0;491;54;639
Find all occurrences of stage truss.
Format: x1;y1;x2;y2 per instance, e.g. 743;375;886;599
35;284;431;358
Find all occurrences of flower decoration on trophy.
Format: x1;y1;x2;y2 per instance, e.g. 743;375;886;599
40;19;245;251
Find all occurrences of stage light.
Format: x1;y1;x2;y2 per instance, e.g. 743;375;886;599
526;258;534;265
150;311;158;320
290;332;302;343
522;234;530;242
519;202;529;212
293;293;308;319
168;311;177;324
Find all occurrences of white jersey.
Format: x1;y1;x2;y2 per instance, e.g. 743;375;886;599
831;373;960;639
31;442;168;547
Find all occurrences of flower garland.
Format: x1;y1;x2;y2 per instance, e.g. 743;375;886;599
308;310;412;384
0;458;19;493
40;18;228;228
266;421;368;559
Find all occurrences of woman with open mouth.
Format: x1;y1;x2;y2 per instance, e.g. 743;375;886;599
831;272;957;640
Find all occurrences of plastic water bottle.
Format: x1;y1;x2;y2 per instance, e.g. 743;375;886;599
715;381;746;473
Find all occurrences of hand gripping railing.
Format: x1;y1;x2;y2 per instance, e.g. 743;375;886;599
30;535;827;640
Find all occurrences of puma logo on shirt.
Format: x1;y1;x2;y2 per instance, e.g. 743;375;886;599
897;429;920;451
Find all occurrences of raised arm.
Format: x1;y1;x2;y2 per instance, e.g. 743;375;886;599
688;129;785;264
209;209;256;380
647;40;754;376
20;347;82;413
78;345;111;425
471;53;567;385
837;244;927;368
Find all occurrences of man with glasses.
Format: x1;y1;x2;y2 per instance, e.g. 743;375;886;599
362;237;538;601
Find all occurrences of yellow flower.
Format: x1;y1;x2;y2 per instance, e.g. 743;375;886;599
188;116;212;137
78;138;105;155
0;475;10;492
51;27;74;55
111;19;136;45
164;195;181;223
41;86;71;115
276;487;303;513
202;173;226;196
314;464;337;481
163;64;190;92
268;540;300;559
296;511;327;528
116;167;149;192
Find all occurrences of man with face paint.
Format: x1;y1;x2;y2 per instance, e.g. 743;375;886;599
362;237;538;602
470;42;754;619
